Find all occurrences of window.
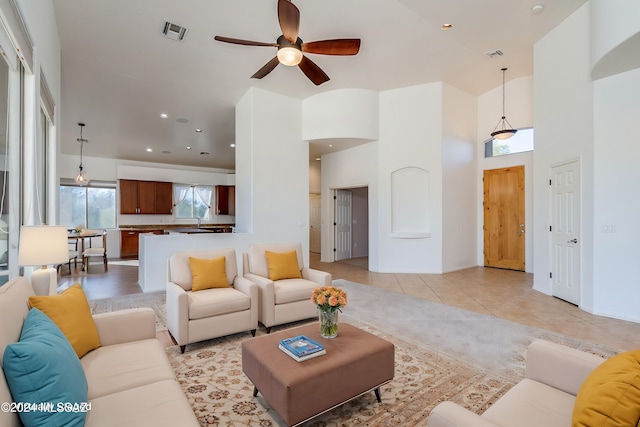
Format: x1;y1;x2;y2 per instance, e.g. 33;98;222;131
174;184;213;219
485;128;534;158
59;182;117;230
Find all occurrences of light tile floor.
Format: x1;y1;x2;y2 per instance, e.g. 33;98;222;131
310;254;640;351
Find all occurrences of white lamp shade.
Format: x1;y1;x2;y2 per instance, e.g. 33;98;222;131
18;225;69;267
277;47;303;66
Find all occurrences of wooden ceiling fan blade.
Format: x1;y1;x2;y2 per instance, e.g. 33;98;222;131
251;56;281;79
302;39;361;55
278;0;300;43
214;36;278;47
298;56;330;86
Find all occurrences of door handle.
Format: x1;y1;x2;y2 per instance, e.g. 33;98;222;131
567;238;578;244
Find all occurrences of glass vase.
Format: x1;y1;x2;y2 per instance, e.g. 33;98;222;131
319;309;339;338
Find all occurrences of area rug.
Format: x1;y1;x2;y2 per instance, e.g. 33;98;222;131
89;291;166;332
166;322;515;426
92;280;621;426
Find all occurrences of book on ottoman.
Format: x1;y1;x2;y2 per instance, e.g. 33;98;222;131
279;335;326;362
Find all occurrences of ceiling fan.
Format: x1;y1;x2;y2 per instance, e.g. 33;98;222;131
214;0;361;86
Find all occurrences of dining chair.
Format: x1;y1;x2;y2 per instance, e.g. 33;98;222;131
82;230;108;272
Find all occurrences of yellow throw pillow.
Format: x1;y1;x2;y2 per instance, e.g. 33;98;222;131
572;350;640;427
265;250;302;281
189;256;229;291
28;284;101;358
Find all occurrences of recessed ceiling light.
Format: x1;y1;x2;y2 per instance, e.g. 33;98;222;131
146;148;153;152
531;4;544;14
186;146;192;150
160;113;168;119
441;24;453;30
195;128;202;133
230;143;236;148
200;151;210;155
315;157;321;161
162;150;171;154
329;144;333;148
176;117;189;123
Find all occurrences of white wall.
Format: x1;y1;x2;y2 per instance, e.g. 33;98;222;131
533;4;595;306
476;76;534;272
442;83;477;272
592;68;640;322
377;83;443;273
309;160;321;194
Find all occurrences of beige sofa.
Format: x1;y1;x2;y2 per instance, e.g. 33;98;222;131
428;339;605;427
0;277;199;427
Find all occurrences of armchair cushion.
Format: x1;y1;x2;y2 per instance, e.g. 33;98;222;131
28;284;100;358
572;350;640;427
189;256;229;291
274;279;318;304
169;249;237;291
188;287;251;320
265;250;302;280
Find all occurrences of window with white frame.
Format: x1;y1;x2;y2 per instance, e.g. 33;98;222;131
485;128;534;158
174;184;213;220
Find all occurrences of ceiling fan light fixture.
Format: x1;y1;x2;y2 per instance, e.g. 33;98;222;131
490;68;517;141
277;46;302;66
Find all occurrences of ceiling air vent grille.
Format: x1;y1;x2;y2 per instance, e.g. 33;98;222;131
162;21;187;41
485;49;503;59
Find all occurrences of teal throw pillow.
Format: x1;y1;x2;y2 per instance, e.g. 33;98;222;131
2;308;88;427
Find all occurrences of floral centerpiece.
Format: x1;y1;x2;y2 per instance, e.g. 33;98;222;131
311;286;347;338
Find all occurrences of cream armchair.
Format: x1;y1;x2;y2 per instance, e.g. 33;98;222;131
243;243;331;333
167;249;258;353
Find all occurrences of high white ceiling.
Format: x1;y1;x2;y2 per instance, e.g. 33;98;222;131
52;0;586;170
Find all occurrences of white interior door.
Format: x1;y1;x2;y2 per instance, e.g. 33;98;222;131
334;190;352;261
309;193;321;254
550;160;581;305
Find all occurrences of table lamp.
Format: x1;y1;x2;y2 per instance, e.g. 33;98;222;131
18;225;69;296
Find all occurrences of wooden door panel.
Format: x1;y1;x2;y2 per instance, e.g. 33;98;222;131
119;179;139;214
483;166;525;271
155;181;173;214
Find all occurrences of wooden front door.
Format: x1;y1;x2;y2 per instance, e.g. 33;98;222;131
484;166;525;271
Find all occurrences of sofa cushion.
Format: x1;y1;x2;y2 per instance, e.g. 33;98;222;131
189;256;229;291
275;279;318;305
80;339;176;400
572;350;640;427
482;378;576;427
28;284;100;358
2;308;88;427
265;250;302;280
188;287;251;320
86;379;200;427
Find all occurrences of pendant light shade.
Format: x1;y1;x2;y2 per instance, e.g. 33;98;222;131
74;123;90;186
491;68;517;140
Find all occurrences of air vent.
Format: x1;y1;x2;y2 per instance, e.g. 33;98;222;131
485;49;503;59
162;21;187;41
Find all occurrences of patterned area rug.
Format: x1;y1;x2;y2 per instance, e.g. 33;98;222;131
166;320;515;426
89;291;167;332
91;280;621;426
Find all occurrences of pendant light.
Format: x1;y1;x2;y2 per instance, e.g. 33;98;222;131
74;123;90;186
490;67;517;140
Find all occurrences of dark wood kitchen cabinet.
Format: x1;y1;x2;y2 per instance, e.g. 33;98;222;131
215;185;235;216
120;179;173;214
120;229;164;259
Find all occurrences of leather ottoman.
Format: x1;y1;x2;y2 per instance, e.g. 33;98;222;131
242;322;395;426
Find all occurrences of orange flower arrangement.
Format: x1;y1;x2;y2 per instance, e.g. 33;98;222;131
311;286;347;313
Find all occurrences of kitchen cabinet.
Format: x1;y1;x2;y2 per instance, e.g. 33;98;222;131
120;179;173;214
120;229;164;259
215;185;235;216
